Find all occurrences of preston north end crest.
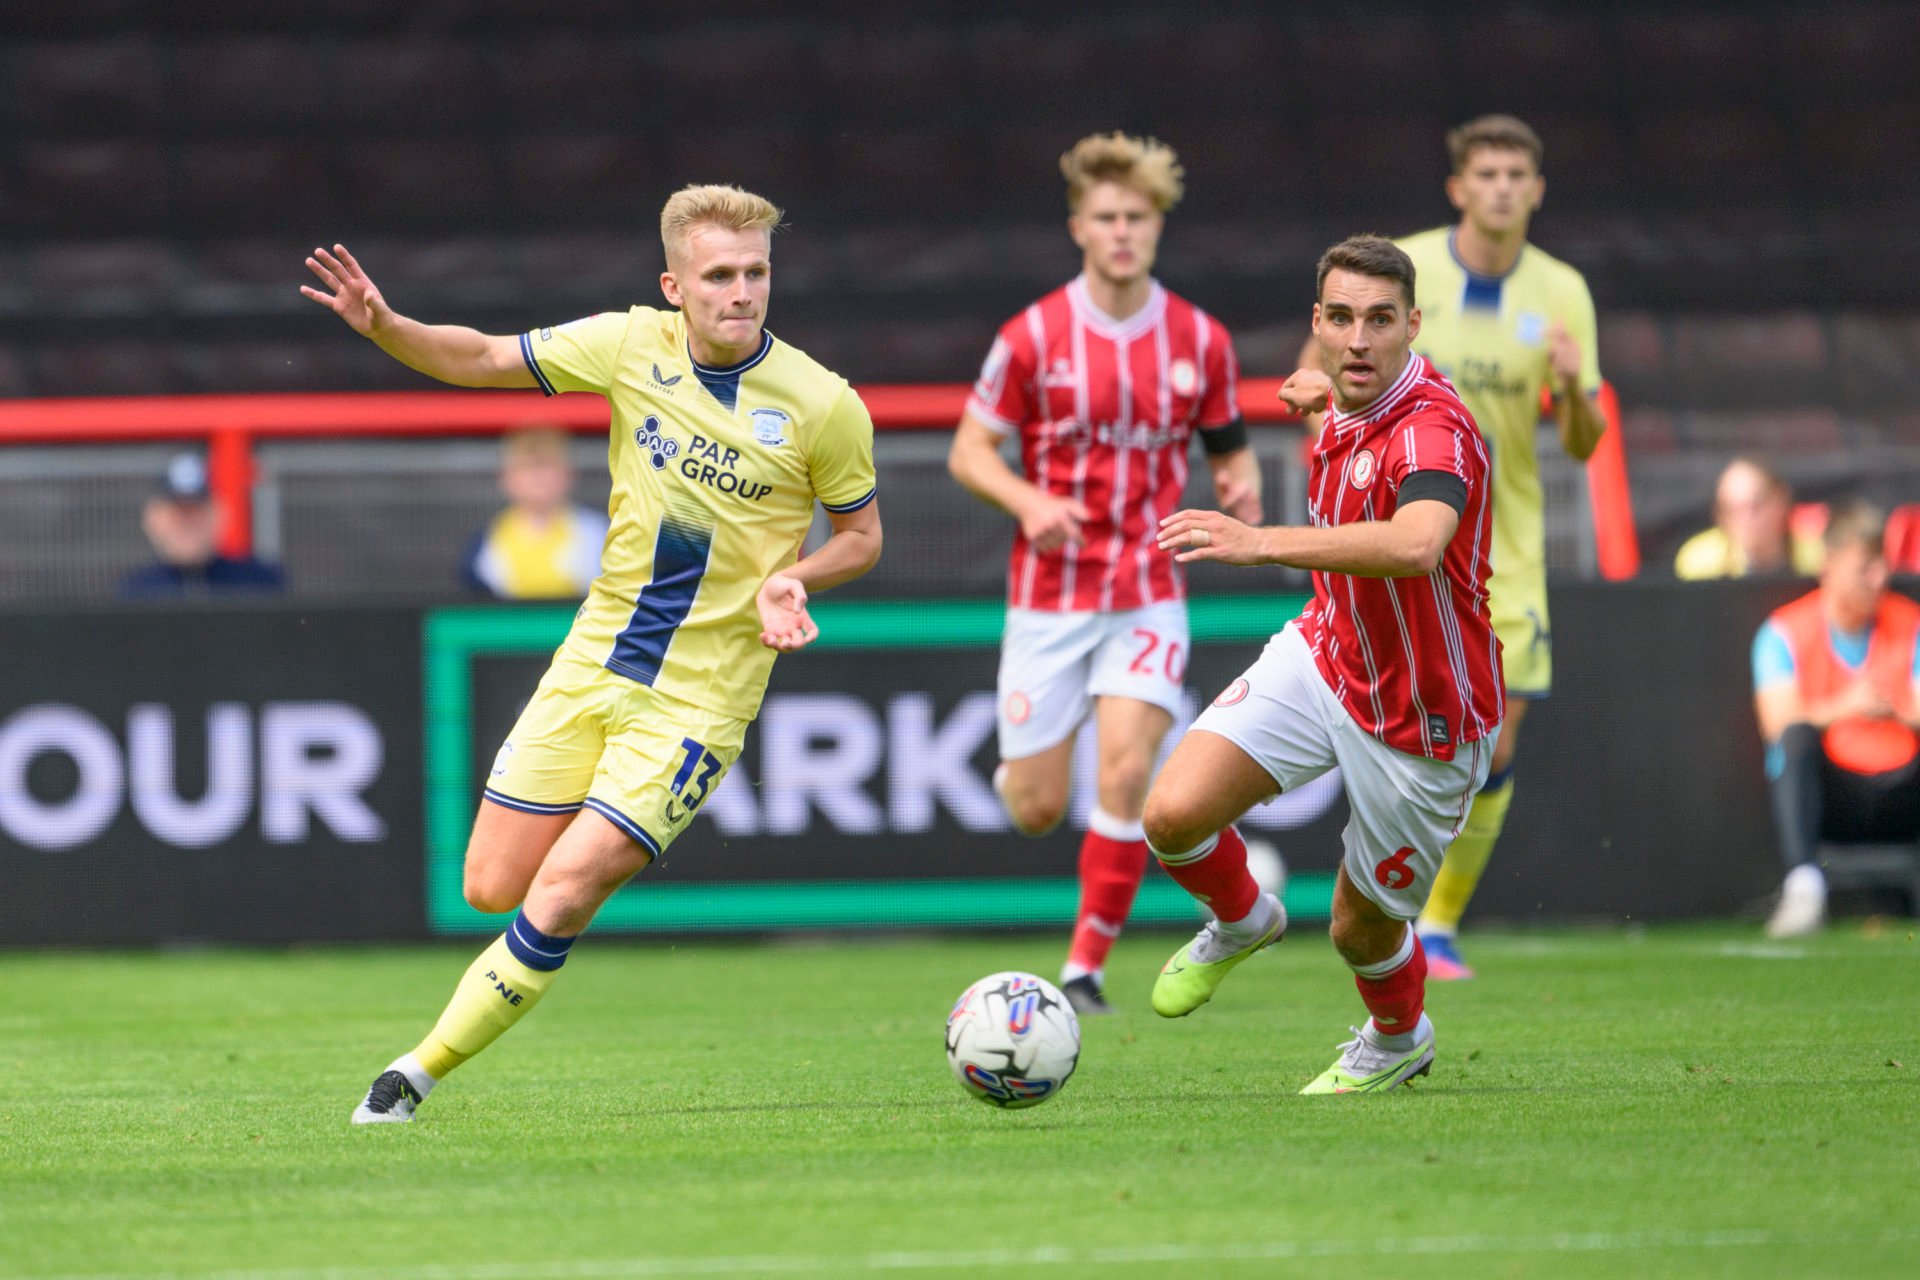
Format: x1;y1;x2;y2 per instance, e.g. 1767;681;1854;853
750;407;791;447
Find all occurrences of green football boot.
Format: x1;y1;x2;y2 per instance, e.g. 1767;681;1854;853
1299;1017;1435;1094
1151;893;1286;1017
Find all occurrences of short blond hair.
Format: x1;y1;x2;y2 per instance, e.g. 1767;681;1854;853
659;183;784;265
1059;132;1185;213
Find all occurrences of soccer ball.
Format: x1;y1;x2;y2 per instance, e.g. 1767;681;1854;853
944;971;1080;1108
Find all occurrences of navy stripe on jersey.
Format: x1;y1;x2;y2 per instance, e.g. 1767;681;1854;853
520;332;558;396
483;788;584;816
1446;228;1515;314
689;332;774;413
583;798;664;860
821;486;877;514
606;518;713;686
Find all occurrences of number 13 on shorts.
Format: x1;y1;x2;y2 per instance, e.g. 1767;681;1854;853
669;738;723;813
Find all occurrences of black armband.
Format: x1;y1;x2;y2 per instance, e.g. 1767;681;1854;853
1398;470;1467;516
1199;417;1249;455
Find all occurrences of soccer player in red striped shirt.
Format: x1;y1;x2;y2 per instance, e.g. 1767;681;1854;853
948;132;1263;1014
1144;236;1503;1092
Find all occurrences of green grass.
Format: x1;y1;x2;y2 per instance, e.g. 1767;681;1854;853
2;923;1917;1279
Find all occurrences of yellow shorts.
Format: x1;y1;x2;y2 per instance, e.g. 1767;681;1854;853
1491;595;1552;698
482;650;750;862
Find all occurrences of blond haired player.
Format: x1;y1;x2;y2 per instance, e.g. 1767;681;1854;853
302;185;883;1123
1294;115;1604;977
950;132;1260;1013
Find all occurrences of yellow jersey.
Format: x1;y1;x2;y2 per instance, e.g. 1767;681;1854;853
1396;226;1602;631
521;307;877;719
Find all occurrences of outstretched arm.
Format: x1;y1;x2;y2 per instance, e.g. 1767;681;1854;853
756;501;884;653
301;244;533;389
1157;499;1461;579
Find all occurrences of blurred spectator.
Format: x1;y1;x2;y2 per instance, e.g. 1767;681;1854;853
1751;501;1920;937
120;452;285;597
462;428;608;599
1675;456;1823;580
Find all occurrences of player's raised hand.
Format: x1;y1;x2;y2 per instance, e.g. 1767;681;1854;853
1157;508;1269;566
301;244;392;337
756;572;821;652
1547;321;1582;388
1278;367;1333;417
1018;492;1091;553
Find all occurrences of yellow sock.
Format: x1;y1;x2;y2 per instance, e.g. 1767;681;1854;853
409;931;565;1081
1418;776;1515;934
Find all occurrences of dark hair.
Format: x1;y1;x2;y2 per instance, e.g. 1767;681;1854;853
1315;234;1416;309
1446;114;1544;173
1824;499;1887;556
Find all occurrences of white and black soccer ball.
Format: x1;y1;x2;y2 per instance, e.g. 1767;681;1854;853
944;971;1080;1109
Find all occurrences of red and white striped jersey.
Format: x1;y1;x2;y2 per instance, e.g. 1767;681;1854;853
965;276;1241;612
1296;354;1504;760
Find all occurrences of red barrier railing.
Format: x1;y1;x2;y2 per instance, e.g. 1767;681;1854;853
0;380;1636;576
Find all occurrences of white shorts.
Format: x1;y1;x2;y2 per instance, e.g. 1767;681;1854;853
1192;624;1497;920
997;602;1189;759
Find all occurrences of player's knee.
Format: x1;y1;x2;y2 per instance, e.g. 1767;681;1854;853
1098;757;1154;814
1141;790;1206;856
1007;791;1067;837
463;864;526;915
1328;910;1402;969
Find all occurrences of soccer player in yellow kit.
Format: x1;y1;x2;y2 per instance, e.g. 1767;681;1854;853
301;185;882;1122
1291;116;1605;978
1399;116;1605;976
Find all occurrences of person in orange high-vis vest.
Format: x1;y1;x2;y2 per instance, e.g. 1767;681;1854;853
1752;501;1920;938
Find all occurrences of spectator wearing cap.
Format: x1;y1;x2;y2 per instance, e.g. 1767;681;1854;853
461;428;608;599
1675;456;1824;580
119;452;285;597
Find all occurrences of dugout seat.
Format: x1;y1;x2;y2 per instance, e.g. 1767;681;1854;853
1885;506;1920;573
1818;843;1920;918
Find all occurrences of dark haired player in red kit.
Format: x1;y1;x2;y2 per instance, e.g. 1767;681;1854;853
1143;234;1502;1092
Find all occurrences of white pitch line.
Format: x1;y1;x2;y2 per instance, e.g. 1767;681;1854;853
20;1226;1920;1280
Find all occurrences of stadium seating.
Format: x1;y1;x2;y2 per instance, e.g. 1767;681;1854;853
0;0;1915;599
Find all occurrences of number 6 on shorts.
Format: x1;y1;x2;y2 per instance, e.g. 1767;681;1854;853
1375;846;1418;891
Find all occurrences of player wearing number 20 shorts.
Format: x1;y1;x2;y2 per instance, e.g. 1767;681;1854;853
949;133;1263;1014
1143;235;1501;1094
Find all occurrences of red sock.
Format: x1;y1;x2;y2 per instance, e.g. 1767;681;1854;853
1354;932;1427;1034
1069;826;1149;972
1151;824;1259;924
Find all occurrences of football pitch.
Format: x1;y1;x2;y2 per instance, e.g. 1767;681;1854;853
3;923;1916;1280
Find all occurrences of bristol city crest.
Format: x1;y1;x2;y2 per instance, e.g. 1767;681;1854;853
1350;449;1377;488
